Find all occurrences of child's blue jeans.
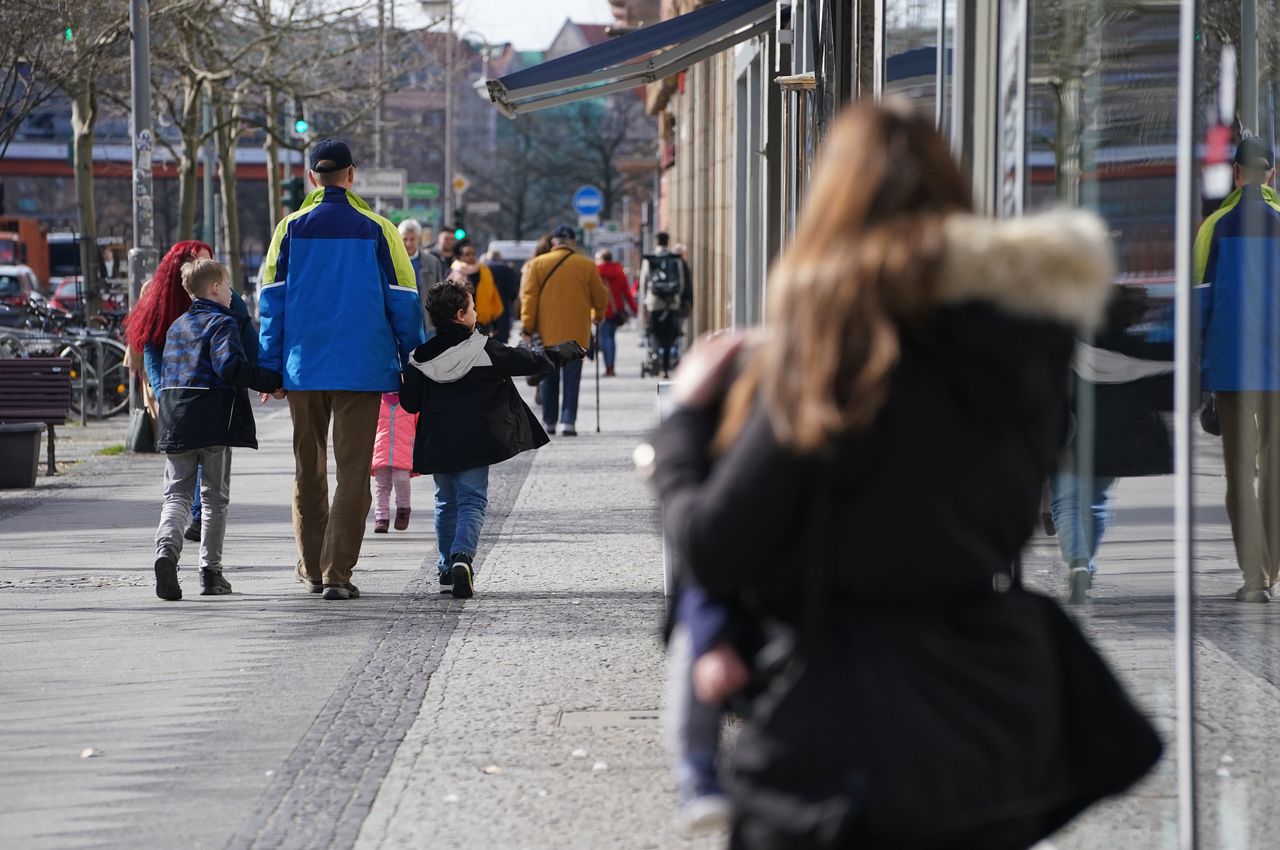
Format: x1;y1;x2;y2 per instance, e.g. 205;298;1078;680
664;624;724;804
1050;472;1117;573
433;465;490;570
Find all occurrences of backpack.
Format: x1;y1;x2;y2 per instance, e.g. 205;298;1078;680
644;254;685;304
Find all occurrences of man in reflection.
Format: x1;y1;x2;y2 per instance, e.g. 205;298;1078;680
1195;135;1280;603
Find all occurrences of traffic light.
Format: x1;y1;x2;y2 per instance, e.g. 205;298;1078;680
284;176;305;212
452;208;466;241
290;98;309;138
64;26;73;42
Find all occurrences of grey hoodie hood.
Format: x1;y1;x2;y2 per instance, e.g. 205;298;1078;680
409;331;492;384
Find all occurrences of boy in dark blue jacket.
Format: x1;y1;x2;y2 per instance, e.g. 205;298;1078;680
399;278;584;598
152;258;282;601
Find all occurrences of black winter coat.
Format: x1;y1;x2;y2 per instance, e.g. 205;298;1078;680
652;211;1162;850
1065;329;1174;478
399;324;553;473
156;299;282;453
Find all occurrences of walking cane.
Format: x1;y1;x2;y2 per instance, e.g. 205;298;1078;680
593;322;601;433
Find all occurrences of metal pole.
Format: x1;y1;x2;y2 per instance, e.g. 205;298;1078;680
376;0;386;169
1174;0;1200;844
128;0;159;419
444;1;454;226
594;324;601;433
203;83;215;247
1242;0;1258;134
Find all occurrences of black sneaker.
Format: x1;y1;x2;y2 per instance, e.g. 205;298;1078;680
1066;568;1092;605
154;553;181;601
199;568;232;595
322;582;361;601
184;517;202;543
560;425;577;437
439;568;453;593
450;554;474;599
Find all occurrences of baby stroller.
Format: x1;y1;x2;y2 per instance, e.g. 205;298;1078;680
640;310;682;378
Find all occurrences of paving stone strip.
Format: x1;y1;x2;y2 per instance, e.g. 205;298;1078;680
225;450;535;850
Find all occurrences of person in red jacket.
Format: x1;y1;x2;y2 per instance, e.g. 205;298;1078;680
595;249;637;377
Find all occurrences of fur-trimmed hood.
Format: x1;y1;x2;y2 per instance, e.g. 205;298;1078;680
937;209;1115;332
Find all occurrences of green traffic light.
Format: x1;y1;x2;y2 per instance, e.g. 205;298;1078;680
453;228;466;240
294;119;309;134
64;26;73;41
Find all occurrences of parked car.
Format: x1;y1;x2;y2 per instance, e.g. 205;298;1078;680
48;278;127;313
0;264;41;308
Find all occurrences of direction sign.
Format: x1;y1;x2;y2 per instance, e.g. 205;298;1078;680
452;174;470;195
466;201;501;216
406;182;439;200
572;185;603;216
352;168;406;198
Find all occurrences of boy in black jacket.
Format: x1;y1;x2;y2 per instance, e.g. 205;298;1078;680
400;278;584;598
153;258;282;601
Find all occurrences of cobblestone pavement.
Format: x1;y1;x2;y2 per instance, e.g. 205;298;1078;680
4;327;1277;850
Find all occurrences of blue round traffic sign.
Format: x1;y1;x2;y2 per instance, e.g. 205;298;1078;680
572;185;604;216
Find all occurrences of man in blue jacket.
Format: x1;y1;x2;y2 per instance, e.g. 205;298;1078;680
1196;135;1280;602
259;140;426;601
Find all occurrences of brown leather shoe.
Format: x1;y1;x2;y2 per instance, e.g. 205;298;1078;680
394;507;411;531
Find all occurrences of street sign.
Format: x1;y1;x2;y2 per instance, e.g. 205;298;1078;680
352;168;406;198
466;201;501;216
387;207;440;226
572;185;604;216
578;213;600;231
406;182;439;200
452;175;470;195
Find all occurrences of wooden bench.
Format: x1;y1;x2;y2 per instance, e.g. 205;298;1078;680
0;357;72;475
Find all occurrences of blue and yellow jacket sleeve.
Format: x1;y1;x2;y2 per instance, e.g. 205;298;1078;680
258;214;294;375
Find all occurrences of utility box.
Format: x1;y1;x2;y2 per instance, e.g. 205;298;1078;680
0;422;43;488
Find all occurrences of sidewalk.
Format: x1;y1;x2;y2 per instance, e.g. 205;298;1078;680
0;327;719;850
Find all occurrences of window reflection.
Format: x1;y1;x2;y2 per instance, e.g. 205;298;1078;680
1021;0;1181;845
883;0;944;121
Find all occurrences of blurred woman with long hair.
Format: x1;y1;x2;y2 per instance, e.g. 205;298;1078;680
652;100;1160;849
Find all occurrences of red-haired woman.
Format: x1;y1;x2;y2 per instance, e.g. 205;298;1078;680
125;240;256;541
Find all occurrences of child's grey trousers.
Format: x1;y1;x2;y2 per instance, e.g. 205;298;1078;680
155;446;232;571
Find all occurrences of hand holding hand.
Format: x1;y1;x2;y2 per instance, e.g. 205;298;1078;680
272;388;287;400
692;642;751;706
672;331;745;410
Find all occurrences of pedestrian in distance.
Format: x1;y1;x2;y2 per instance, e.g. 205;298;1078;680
259;139;426;602
1195;134;1280;602
650;100;1160;849
639;232;687;379
399;278;586;598
152;258;283;601
418;227;455;339
485;248;522;345
595;248;636;377
371;392;418;534
125;239;257;544
1051;286;1173;604
519;224;609;436
450;239;505;333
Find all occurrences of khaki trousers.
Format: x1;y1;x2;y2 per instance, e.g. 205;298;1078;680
1217;391;1280;589
288;390;381;587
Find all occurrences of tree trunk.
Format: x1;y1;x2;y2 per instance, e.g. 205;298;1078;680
216;98;244;297
264;86;282;232
178;79;201;241
70;84;100;317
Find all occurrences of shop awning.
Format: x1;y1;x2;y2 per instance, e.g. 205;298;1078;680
486;0;777;118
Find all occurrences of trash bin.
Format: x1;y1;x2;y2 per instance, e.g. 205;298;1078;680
0;423;44;488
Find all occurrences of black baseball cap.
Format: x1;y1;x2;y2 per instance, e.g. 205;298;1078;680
1234;135;1274;170
309;139;355;173
551;224;576;240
